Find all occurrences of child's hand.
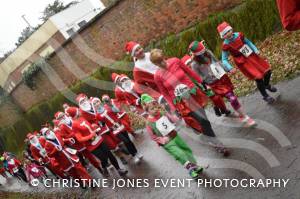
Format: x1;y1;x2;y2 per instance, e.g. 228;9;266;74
161;136;170;144
229;68;237;75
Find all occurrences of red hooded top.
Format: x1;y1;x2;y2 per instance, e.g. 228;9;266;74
277;0;300;31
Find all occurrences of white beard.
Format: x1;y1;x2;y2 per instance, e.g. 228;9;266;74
122;80;134;92
80;101;93;112
46;131;56;140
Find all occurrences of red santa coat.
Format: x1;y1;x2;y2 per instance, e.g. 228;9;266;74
44;133;79;172
133;52;161;98
222;32;270;80
154;58;208;132
72;117;104;152
6;158;22;173
29;137;49;163
96;105;126;136
277;0;300;31
58;122;86;152
114;85;145;115
108;99;133;133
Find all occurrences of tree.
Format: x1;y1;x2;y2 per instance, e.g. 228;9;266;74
40;0;78;22
15;27;35;47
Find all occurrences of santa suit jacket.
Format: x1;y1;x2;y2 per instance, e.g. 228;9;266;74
277;0;300;31
29;137;49;164
44;133;79;172
133;52;161;98
58;122;86;152
72;117;104;152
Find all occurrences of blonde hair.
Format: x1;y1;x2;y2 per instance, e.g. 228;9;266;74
150;49;164;65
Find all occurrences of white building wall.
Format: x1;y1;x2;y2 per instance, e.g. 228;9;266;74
50;0;106;39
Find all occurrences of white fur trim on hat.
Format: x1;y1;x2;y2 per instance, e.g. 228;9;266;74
131;44;141;57
220;26;233;38
194;49;206;56
119;76;129;81
184;58;192;65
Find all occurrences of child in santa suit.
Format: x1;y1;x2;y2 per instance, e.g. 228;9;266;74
150;49;229;156
27;133;66;179
181;54;231;117
187;41;256;127
41;127;92;181
93;97;143;164
141;94;205;178
101;94;134;134
218;22;277;103
54;111;103;174
66;107;128;176
91;97;129;165
112;73;146;116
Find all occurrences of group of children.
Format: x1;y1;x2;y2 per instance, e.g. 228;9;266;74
0;22;279;184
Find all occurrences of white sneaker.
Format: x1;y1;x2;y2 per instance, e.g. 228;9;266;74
136;153;143;159
133;156;141;164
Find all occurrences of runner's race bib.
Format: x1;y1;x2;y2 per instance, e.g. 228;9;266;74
31;167;39;173
156;116;176;136
239;44;253;57
210;63;226;79
13;167;18;173
174;84;190;98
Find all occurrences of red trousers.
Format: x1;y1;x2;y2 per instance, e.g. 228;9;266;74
67;162;91;180
80;149;101;169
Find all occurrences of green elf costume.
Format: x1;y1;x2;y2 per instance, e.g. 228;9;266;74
141;94;205;178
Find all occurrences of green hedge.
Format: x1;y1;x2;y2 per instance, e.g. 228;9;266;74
0;0;281;154
148;0;281;58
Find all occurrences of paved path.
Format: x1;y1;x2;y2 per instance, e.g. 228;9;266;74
1;76;300;199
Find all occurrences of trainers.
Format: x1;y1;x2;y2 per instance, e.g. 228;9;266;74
136;153;143;159
102;167;109;177
221;109;231;117
133;156;141;164
194;166;204;174
240;116;257;127
263;96;275;104
214;107;222;117
189;170;199;179
266;85;277;93
118;169;128;176
215;146;230;157
120;156;128;165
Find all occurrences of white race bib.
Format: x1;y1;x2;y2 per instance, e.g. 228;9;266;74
13;167;18;173
210;63;226;79
31;167;39;173
174;84;190;97
155;116;176;136
239;44;253;57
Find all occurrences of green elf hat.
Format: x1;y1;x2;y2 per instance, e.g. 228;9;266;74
141;94;155;105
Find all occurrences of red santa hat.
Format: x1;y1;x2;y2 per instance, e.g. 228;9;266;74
125;41;141;57
54;111;64;120
189;41;206;56
90;97;101;104
40;127;49;136
102;94;110;101
111;73;121;83
217;22;233;39
119;74;129;82
76;93;87;104
66;107;79;118
181;55;192;66
27;133;34;139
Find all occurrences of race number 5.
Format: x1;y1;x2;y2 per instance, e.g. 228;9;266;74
156;116;176;136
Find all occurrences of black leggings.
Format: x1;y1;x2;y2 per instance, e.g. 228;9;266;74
188;108;216;137
255;70;272;97
92;142;120;170
117;131;138;156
